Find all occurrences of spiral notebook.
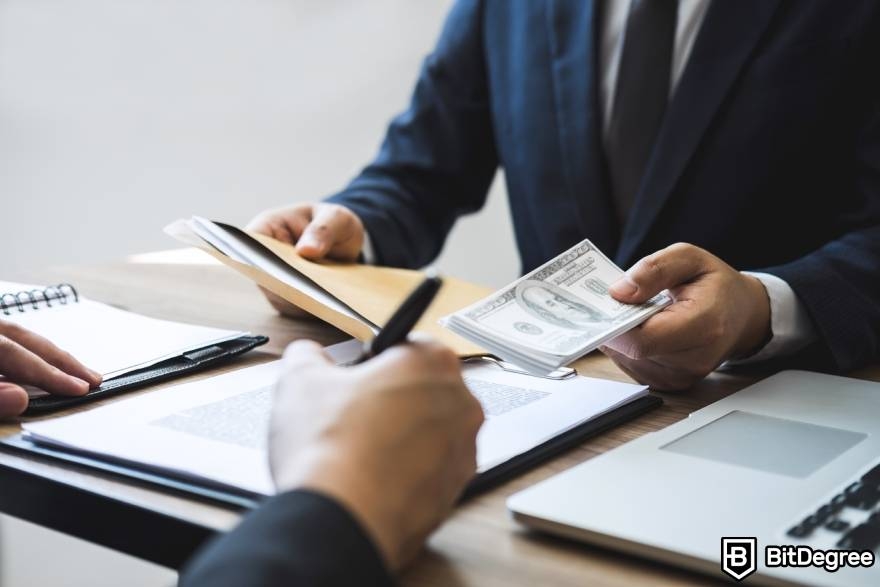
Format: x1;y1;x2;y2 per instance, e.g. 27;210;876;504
1;281;268;413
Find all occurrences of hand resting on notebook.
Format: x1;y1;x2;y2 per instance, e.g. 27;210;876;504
0;320;102;417
247;202;366;317
268;338;484;570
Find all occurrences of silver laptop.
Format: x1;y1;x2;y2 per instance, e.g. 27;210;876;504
508;370;880;586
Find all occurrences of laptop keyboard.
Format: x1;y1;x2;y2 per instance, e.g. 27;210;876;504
787;461;880;552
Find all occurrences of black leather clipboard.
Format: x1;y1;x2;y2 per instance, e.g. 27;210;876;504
463;394;662;498
25;335;270;415
0;433;263;510
0;393;661;511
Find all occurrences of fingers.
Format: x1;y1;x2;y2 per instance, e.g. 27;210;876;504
610;243;716;304
296;205;363;261
600;346;697;391
366;338;461;382
281;337;460;381
248;203;364;261
603;299;710;358
0;382;29;418
247;206;312;245
2;323;102;386
0;336;91;396
260;287;311;319
282;339;334;372
379;340;483;429
599;346;645;384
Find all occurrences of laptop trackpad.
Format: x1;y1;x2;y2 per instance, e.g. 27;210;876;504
661;411;866;478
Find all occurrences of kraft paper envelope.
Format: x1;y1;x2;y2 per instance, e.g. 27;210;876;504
165;219;490;355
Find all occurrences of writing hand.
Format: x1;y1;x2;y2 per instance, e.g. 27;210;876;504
269;338;483;569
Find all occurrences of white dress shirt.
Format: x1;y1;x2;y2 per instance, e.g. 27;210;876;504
365;0;816;363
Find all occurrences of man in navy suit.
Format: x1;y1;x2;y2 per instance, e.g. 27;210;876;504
250;0;880;390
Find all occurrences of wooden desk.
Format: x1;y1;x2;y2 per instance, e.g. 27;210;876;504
3;251;877;585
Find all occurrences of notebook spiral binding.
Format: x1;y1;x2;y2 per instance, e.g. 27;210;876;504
0;284;80;316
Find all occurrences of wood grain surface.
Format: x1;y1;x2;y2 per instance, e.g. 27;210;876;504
3;249;877;584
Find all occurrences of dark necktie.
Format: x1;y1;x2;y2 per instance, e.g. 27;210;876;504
605;0;678;223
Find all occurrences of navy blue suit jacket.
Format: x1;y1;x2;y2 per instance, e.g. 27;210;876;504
328;0;880;372
181;490;392;586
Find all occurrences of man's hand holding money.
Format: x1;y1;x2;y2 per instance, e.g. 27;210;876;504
602;243;772;391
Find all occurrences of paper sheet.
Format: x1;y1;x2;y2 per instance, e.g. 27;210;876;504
23;348;647;494
0;281;245;381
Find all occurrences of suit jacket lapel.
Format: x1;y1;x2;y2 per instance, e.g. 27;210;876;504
616;0;782;267
545;0;619;256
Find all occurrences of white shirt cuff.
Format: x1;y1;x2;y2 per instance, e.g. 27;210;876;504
361;230;376;265
726;272;816;365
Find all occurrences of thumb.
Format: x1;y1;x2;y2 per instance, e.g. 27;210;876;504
295;205;348;260
282;340;334;371
609;243;712;303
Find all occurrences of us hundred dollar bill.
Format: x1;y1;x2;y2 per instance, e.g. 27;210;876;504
444;240;671;371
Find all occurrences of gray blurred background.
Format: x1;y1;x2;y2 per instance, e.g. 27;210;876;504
0;1;518;585
0;0;518;286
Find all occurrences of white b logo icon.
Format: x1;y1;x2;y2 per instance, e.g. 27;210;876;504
721;537;757;581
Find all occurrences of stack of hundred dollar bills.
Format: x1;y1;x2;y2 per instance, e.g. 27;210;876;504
443;240;672;375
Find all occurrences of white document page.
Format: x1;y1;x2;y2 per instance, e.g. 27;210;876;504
23;357;647;494
25;361;282;495
0;281;245;380
463;363;648;472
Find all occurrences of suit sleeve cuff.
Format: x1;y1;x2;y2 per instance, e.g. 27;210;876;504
726;272;817;365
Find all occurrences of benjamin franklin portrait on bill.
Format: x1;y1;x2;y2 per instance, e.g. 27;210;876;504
515;280;610;330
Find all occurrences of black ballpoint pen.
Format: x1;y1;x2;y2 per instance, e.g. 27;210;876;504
349;273;443;365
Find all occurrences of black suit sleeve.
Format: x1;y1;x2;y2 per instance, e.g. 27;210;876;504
179;489;394;587
325;0;497;269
